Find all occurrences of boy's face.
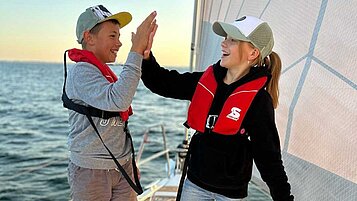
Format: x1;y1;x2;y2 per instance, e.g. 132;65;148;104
90;21;121;63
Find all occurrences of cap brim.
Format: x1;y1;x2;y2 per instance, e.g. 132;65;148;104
99;11;132;28
212;22;251;42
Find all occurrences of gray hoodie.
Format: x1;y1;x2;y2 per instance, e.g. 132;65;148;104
65;52;142;169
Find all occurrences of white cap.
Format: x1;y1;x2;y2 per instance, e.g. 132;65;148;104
213;16;274;58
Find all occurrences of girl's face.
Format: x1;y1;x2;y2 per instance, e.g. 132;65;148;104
220;36;256;69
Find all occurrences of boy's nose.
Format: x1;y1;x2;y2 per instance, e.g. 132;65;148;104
117;40;122;48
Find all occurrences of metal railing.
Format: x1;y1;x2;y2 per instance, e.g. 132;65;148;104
136;124;188;178
136;124;171;178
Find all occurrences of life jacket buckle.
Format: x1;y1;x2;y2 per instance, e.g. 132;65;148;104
205;115;218;129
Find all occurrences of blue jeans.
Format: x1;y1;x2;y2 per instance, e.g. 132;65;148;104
180;179;245;201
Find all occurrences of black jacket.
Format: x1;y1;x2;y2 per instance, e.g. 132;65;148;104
141;54;294;201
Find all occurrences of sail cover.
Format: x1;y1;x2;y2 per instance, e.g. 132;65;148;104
192;0;357;200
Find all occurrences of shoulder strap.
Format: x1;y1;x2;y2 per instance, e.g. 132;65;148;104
86;114;143;194
62;91;120;119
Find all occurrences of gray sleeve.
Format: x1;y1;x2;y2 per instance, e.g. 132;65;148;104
66;52;143;111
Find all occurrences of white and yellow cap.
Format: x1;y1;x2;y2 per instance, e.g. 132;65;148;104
76;5;132;44
213;16;274;59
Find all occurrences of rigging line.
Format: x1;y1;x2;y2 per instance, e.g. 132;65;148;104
312;56;357;90
236;0;246;19
259;0;272;18
224;0;232;21
283;0;329;152
281;54;308;75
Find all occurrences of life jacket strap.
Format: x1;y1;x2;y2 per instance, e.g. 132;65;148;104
62;92;120;119
85;112;143;194
176;134;195;201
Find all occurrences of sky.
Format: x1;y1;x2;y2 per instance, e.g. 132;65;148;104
0;0;194;67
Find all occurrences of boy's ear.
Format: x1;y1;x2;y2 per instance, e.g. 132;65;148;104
83;31;94;46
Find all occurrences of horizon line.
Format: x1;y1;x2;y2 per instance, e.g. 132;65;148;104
0;59;190;68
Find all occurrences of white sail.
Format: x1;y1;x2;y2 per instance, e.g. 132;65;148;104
191;0;357;200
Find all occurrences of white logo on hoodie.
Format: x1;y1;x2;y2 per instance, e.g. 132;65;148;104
100;119;110;126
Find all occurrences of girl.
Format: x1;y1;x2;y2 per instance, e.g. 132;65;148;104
141;16;294;201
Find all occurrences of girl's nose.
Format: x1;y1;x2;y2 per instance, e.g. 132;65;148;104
221;39;227;48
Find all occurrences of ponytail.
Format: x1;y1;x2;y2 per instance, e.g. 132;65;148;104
265;51;281;109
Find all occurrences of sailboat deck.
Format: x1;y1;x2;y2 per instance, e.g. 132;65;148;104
138;174;181;201
141;186;178;201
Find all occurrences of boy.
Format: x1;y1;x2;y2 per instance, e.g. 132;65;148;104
62;5;157;201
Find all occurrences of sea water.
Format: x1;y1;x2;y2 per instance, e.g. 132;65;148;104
0;61;272;200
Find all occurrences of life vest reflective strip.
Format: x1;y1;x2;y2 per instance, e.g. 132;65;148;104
186;66;267;135
67;48;132;121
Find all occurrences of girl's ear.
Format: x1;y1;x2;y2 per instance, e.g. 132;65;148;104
249;48;260;60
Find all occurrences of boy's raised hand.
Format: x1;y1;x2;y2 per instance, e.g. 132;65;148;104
131;11;157;55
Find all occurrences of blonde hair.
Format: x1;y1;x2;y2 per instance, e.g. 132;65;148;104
252;51;281;108
262;52;281;108
241;42;282;108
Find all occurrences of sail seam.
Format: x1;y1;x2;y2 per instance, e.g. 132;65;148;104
284;0;329;151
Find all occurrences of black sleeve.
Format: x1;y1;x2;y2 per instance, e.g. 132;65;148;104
248;90;294;201
141;52;203;100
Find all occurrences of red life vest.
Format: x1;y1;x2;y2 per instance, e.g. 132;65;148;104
186;66;267;135
67;48;133;121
